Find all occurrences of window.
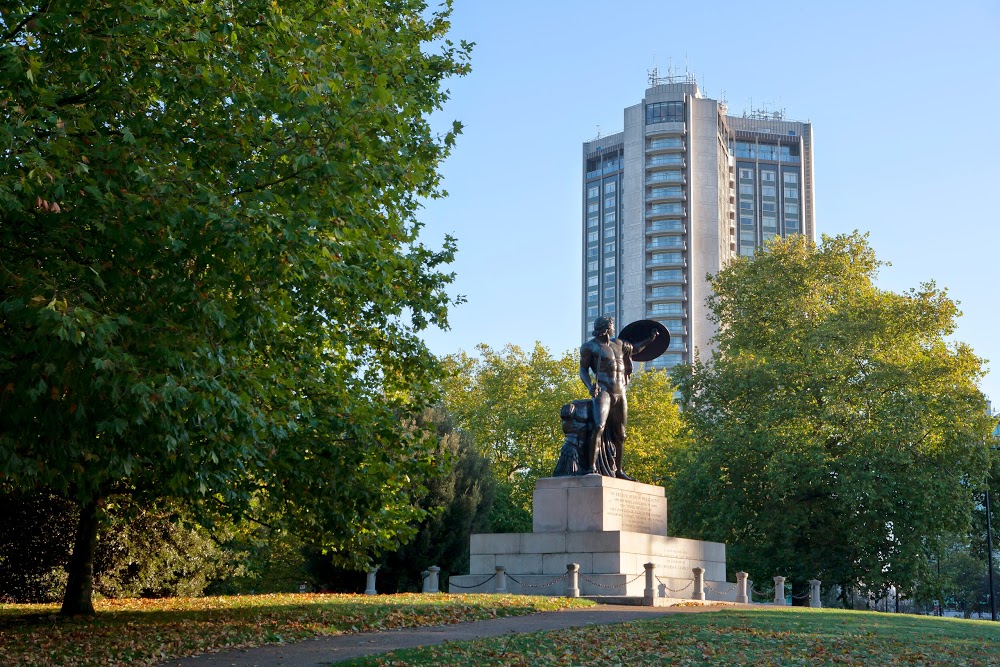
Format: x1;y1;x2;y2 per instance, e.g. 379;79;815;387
648;136;683;149
605;241;615;254
647;170;683;183
588;231;598;243
651;285;684;298
587;186;599;199
739;168;754;180
740;200;753;211
588;215;598;228
650;251;684;265
739;184;753;195
667;337;685;350
783;172;798;184
741;215;754;227
740;230;754;242
604;198;616;210
587;276;598;287
762;185;776;197
587;202;599;213
645;101;684;124
604;287;616;299
587;246;598;257
661;319;684;331
650;302;684;314
784;202;799;216
649;236;683;248
604;272;615;285
587;306;598;317
604;227;616;238
649;186;683;198
604;303;615;313
762;202;777;213
604;211;616;223
761;171;775;182
651;268;683;281
588;261;598;272
587;290;597;303
784;188;798;199
650;202;684;215
604;182;616;193
605;256;616;268
762;215;777;230
649;219;684;232
647;154;683;166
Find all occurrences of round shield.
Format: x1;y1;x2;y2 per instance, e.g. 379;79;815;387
618;319;670;362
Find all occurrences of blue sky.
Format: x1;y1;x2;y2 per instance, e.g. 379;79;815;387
417;0;1000;406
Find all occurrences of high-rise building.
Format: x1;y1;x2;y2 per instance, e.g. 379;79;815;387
581;75;814;370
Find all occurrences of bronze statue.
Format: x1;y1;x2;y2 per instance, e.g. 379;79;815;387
578;316;661;479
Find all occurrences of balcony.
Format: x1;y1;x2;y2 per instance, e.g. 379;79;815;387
646;171;685;185
648;220;686;234
646;154;685;168
647;205;686;219
647;306;687;317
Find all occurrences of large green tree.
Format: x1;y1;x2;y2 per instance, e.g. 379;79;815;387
670;233;994;603
440;344;579;515
0;1;470;614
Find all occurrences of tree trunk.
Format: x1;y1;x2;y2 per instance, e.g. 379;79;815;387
61;498;100;616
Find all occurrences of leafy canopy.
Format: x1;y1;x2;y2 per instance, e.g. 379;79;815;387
0;0;471;587
669;233;994;598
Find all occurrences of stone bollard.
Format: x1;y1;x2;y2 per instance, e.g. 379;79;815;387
692;567;706;601
421;570;430;593
566;563;580;598
736;571;749;604
773;576;786;606
494;565;507;593
643;563;655;605
364;567;378;596
809;579;822;608
428;566;440;594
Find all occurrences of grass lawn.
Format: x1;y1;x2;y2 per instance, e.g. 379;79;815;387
0;592;594;667
344;606;1000;667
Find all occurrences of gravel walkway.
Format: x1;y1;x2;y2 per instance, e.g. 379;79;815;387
161;603;726;666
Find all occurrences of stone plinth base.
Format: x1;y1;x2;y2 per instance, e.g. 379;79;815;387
533;475;667;535
450;476;734;602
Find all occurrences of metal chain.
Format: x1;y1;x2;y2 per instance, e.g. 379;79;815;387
505;572;569;589
704;582;737;595
655;577;693;593
447;572;497;590
749;586;775;601
791;591;811;600
579;571;645;589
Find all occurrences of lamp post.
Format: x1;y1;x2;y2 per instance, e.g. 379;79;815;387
986;485;996;621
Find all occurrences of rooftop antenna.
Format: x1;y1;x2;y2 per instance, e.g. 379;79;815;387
595;124;601;140
648;54;658;87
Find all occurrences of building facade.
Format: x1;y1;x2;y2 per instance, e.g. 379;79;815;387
581;77;814;370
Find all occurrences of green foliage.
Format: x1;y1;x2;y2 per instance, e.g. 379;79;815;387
670;233;995;598
0;493;76;602
375;408;495;592
440;344;580;510
623;368;688;485
0;1;471;612
0;493;242;601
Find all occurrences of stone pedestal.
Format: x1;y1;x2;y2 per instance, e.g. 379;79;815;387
448;476;735;602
